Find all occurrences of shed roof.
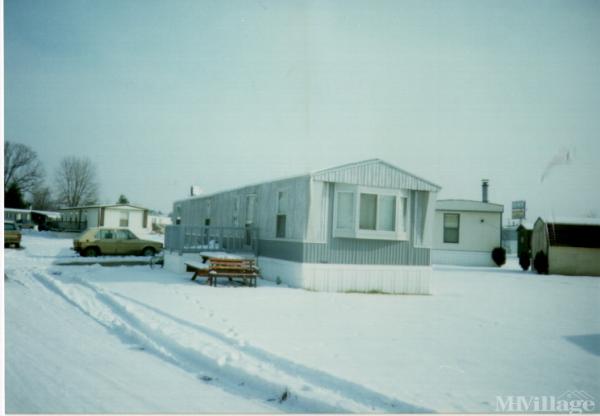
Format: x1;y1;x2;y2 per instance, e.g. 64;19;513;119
535;217;600;248
538;216;600;226
311;159;441;191
436;199;504;213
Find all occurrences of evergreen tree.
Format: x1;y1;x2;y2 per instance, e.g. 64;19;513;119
5;183;28;209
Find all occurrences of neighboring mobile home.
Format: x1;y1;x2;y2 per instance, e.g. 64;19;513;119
4;208;60;229
431;181;504;266
166;159;441;294
531;217;600;276
58;204;149;234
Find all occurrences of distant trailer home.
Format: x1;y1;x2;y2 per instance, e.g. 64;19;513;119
167;159;441;294
531;217;600;276
432;187;504;267
58;204;150;234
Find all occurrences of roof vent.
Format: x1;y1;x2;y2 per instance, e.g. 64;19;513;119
190;185;203;197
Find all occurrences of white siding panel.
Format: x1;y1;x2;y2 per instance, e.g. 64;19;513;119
258;257;431;294
431;249;495;267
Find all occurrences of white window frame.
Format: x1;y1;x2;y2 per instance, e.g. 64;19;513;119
332;184;409;240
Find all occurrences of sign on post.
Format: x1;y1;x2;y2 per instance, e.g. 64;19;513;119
512;200;526;220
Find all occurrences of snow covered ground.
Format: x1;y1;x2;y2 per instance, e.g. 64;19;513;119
4;232;600;413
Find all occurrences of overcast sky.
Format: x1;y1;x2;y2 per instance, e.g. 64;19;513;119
4;0;600;221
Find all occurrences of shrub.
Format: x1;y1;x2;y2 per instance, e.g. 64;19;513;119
518;252;531;271
533;251;549;274
491;247;506;267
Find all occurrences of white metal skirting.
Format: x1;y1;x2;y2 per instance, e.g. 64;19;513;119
431;249;494;267
258;257;431;295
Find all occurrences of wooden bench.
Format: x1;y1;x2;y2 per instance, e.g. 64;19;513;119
207;258;258;287
185;261;210;281
186;258;258;287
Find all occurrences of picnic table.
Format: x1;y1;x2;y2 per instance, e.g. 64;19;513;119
186;256;258;287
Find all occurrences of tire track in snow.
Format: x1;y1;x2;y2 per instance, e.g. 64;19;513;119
111;291;431;413
34;270;430;413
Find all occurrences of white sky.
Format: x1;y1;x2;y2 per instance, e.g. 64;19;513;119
4;0;600;221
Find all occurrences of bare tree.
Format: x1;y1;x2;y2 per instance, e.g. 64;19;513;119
4;141;44;194
30;185;55;210
54;156;99;207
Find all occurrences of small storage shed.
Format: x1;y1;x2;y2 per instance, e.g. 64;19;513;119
58;204;149;234
531;217;600;276
432;199;504;266
167;159;441;294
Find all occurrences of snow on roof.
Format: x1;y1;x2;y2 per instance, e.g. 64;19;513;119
4;208;61;218
537;216;600;226
436;199;504;213
58;204;148;211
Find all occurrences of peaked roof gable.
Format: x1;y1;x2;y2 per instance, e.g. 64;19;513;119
311;159;441;192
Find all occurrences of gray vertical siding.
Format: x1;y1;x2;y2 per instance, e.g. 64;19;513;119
173;160;436;266
300;185;430;265
312;159;439;192
174;176;311;242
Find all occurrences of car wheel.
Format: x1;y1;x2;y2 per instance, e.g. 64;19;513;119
142;247;156;257
83;247;99;257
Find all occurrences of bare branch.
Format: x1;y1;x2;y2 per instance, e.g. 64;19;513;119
4;141;44;194
54;156;99;207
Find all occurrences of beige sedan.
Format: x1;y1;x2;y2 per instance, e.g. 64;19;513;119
4;221;22;248
73;227;163;257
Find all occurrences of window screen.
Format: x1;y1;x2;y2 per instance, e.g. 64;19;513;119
378;195;396;231
444;213;460;243
336;192;354;230
276;214;286;238
359;193;377;230
119;211;129;227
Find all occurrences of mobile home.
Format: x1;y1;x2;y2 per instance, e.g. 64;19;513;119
58;204;149;234
166;159;440;294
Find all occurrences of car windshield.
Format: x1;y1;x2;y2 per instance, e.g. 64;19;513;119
5;223;17;231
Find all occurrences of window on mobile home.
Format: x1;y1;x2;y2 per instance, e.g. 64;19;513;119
245;194;256;224
232;196;240;226
336;192;354;230
276;191;287;238
119;211;129;227
443;213;460;243
334;184;408;240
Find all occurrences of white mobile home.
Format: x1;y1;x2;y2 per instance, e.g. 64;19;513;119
166;159;441;294
58;204;149;234
432;199;504;266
